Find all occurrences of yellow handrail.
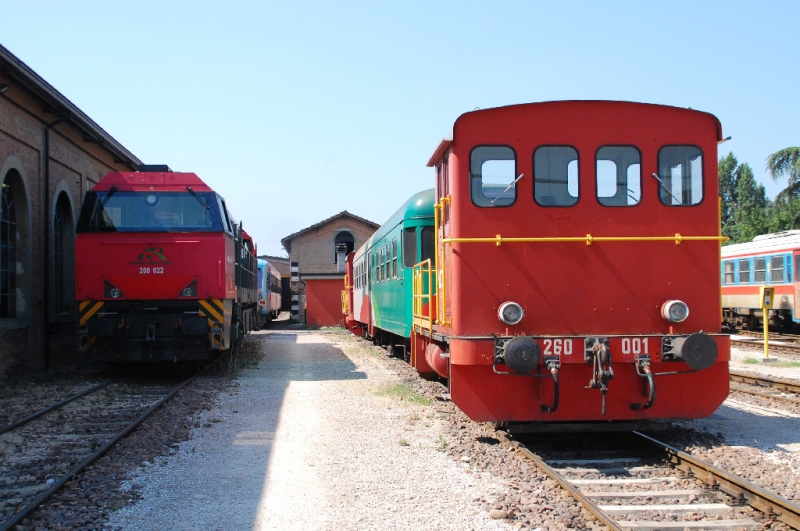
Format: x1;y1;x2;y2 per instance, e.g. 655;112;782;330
341;273;351;315
412;259;435;334
435;196;452;326
442;233;728;247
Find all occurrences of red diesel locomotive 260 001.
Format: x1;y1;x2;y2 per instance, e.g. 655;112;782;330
75;167;258;361
377;101;730;427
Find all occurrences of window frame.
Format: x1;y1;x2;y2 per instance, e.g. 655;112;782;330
533;144;580;207
392;238;398;279
754;257;767;284
469;145;518;208
595;145;642;207
723;261;735;285
1;180;17;319
770;255;785;283
738;259;750;284
656;145;705;207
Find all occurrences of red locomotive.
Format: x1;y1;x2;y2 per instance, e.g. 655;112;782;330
346;101;730;426
75;167;258;361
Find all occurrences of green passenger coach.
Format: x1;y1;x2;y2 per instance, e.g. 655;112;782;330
347;189;435;354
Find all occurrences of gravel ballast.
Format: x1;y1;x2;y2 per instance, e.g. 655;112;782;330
14;329;800;530
107;330;518;531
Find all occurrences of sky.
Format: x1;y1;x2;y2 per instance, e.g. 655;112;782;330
2;1;798;256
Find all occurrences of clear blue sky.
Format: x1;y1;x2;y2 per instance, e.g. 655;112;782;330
2;1;798;256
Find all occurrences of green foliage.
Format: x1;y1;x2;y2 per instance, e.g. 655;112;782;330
378;382;432;405
767;147;800;203
720;153;771;244
718;153;739;236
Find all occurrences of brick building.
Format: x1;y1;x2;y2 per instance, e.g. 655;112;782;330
281;212;378;326
0;44;141;378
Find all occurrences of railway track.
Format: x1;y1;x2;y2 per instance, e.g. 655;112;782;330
505;430;800;530
731;332;800;356
0;373;198;531
730;370;800;408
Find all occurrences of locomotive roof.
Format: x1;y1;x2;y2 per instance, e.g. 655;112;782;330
721;231;800;257
371;189;435;242
427;100;723;166
90;171;213;192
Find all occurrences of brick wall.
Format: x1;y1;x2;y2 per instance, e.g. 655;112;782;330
285;215;377;324
0;71;137;378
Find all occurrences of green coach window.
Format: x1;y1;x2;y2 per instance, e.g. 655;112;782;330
403;228;417;267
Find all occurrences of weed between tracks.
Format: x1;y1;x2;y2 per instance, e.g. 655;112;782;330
377;382;432;406
218;336;267;378
743;356;800;367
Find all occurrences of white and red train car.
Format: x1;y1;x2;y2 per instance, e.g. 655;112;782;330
721;230;800;330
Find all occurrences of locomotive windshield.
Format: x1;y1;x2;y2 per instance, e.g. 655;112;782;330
76;190;226;233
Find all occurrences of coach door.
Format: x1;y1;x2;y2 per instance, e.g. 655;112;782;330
794;252;800;320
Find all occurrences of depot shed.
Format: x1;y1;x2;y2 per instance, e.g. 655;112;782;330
281;212;378;327
0;44;141;378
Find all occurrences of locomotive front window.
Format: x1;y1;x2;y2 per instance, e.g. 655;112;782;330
754;258;767;283
770;256;785;283
76;191;225;233
596;146;641;206
656;146;703;206
470;146;517;207
723;261;735;285
738;259;750;283
534;146;579;207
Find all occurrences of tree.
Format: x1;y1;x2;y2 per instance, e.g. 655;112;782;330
718;153;739;240
768;197;800;232
729;163;769;244
767;147;800;202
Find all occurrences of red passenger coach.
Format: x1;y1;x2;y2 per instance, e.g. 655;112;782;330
75;168;258;361
413;101;730;425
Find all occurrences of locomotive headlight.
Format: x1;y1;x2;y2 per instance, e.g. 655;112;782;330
178;279;199;298
103;280;124;299
661;300;689;323
498;301;524;326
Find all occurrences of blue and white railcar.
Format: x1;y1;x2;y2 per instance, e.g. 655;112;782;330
257;259;282;327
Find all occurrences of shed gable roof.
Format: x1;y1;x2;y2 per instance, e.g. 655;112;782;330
281;211;378;253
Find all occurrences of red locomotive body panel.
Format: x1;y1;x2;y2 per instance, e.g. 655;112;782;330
424;101;730;423
75;170;257;361
75;233;234;301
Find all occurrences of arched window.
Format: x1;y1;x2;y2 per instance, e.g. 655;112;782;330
53;192;75;317
334;230;354;273
334;231;354;263
1;167;30;323
1;178;17;318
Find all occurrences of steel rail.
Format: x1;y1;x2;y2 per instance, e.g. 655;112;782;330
731;337;800;355
0;380;115;435
730;370;800;395
0;376;195;531
501;435;625;531
635;431;800;529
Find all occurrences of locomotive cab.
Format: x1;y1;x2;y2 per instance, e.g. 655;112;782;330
75;169;257;361
410;101;731;424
